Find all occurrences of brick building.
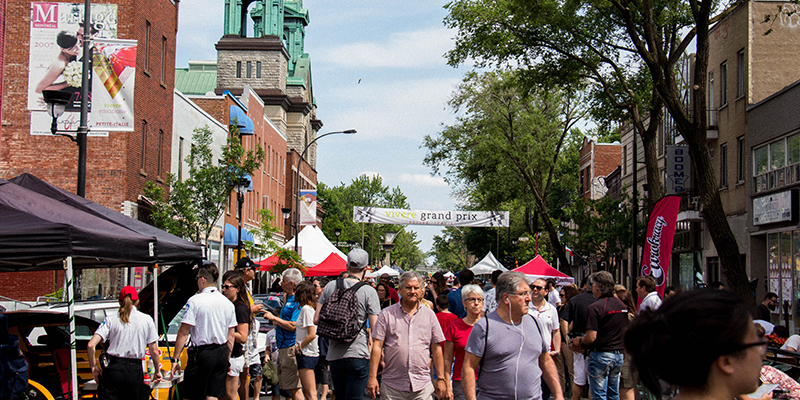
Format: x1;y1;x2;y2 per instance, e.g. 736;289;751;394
0;0;178;300
578;136;622;201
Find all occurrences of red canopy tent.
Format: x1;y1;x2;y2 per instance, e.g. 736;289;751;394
512;255;574;285
257;253;280;271
304;253;347;277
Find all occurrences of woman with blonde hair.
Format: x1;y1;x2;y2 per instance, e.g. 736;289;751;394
87;286;161;400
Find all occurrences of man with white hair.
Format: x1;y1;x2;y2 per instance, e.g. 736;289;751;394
530;278;562;399
315;249;380;400
367;271;447;400
264;268;303;400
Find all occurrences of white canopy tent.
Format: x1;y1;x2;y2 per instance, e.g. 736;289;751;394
366;265;401;278
470;252;507;275
283;225;347;266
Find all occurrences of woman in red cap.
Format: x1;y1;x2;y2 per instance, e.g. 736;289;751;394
87;286;161;400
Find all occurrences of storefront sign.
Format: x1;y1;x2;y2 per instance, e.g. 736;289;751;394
666;145;691;194
353;206;509;227
753;190;795;225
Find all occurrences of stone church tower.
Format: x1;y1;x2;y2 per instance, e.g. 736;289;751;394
215;0;322;167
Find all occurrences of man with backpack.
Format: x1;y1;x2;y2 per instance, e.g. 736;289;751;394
315;248;380;400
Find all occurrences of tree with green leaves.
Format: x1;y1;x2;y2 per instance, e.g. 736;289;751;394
424;70;585;270
430;227;469;271
317;174;424;268
444;0;666;211
444;0;753;301
144;125;265;254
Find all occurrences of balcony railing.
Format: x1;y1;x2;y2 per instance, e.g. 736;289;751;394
753;162;800;194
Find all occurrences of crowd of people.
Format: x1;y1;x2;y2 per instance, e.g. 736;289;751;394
86;249;792;400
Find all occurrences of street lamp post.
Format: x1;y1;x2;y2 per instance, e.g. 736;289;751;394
235;178;250;262
294;129;356;252
382;231;398;267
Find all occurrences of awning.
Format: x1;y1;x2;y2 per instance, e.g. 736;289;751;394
224;223;254;246
229;105;254;135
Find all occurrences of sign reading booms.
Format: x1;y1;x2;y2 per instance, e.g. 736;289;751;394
353;206;509;227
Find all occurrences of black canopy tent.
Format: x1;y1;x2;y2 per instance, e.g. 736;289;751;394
0;176;202;399
10;173;203;265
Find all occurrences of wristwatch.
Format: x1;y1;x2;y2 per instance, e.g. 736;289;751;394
170;357;179;363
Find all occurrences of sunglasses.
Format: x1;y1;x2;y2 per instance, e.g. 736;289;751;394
531;285;545;291
221;284;237;290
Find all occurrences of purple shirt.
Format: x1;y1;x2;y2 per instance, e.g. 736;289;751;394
372;302;445;392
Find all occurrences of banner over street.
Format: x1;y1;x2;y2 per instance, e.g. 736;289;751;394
353;206;509;227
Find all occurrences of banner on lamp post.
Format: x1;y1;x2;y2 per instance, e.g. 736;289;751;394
353;206;509;227
299;190;316;226
640;195;682;297
90;38;136;131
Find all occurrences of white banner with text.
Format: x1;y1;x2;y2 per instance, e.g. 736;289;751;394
353;206;509;227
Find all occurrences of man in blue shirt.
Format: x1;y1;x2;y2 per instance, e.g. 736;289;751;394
448;269;474;318
265;268;303;400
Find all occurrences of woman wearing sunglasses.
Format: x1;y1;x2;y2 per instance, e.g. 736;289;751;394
221;271;252;400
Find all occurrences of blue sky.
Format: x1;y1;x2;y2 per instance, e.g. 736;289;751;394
175;0;469;254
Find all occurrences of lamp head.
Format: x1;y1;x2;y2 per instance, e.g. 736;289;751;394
41;90;72;119
281;207;292;220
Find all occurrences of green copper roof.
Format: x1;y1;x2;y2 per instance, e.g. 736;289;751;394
175;67;217;96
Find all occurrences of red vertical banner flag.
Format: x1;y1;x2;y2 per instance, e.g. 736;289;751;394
640;195;682;297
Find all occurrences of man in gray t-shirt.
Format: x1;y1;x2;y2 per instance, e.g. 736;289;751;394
314;249;379;400
462;272;563;400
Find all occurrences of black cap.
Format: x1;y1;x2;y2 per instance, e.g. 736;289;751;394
235;257;254;270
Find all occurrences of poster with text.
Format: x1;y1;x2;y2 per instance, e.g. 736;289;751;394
28;2;117;134
90;38;136;131
299;190;317;226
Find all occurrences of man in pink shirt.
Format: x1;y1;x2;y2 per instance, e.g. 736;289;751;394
367;271;448;400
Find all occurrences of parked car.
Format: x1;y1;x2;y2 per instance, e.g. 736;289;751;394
252;293;282;335
4;309;101;400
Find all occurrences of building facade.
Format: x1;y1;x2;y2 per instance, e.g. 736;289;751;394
0;0;178;300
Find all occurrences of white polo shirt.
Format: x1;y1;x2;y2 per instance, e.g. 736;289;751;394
95;306;158;359
180;286;237;346
528;300;559;351
639;291;662;314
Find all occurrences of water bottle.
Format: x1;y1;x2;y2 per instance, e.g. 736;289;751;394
143;373;151;386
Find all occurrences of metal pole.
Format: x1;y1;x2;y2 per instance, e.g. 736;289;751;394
66;257;78;400
237;192;244;262
77;0;91;198
294;130;356;252
632;124;638;283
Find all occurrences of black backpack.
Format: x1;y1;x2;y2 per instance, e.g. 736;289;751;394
317;279;369;342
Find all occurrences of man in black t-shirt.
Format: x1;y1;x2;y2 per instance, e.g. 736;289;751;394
755;292;777;322
561;281;595;400
570;271;629;400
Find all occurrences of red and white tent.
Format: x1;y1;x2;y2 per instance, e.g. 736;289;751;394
257;226;347;275
512;255;574;286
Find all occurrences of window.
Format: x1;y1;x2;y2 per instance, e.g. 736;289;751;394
754;145;769;175
720;143;728;188
178;136;184;181
708;71;715;126
144;21;151;72
236;62;241;78
720;61;727;106
160;36;167;83
256;61;261;78
246;61;252;78
140;120;147;172
789;133;800;165
737;49;745;98
157;129;164;177
772;140;786;170
623;145;628;175
737;136;745;183
706;257;721;284
579;169;584;193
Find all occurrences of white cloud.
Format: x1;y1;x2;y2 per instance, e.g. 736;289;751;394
397;173;447;187
316;27;456;69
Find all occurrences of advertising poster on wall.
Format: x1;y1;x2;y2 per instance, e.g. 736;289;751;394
299;190;317;226
27;2;119;135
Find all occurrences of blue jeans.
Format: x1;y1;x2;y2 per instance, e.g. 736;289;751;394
329;358;370;400
587;351;624;400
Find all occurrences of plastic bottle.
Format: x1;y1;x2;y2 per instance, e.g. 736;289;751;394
144;373;151;386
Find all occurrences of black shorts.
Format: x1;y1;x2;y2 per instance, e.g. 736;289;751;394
314;358;329;386
99;356;147;400
179;344;229;399
249;363;263;378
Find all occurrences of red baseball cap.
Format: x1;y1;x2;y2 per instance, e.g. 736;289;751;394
119;286;139;302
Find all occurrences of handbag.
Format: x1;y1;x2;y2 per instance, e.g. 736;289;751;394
262;360;279;386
